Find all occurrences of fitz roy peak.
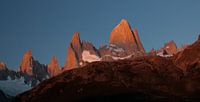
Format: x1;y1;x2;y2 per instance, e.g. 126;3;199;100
109;19;145;53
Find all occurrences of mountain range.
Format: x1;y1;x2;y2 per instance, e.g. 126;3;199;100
0;19;197;102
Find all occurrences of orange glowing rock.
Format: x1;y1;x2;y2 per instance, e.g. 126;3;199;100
132;28;145;52
64;44;79;70
0;62;7;70
109;19;137;50
19;50;33;75
48;56;61;77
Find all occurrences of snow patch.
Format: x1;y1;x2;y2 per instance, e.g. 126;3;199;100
108;44;124;52
0;77;31;96
79;62;83;66
157;52;173;57
82;50;101;63
103;54;133;60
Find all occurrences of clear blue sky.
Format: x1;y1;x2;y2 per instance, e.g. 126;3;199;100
0;0;200;70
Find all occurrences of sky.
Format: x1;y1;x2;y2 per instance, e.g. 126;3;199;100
0;0;200;70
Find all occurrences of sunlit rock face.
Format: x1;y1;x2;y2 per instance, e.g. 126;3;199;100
109;19;138;52
174;35;200;71
132;28;145;52
64;19;146;69
163;40;178;55
156;40;188;57
70;32;83;62
47;56;61;77
19;50;48;86
64;32;82;70
0;62;9;80
99;19;145;60
0;62;7;71
64;32;100;70
19;50;34;75
64;43;79;70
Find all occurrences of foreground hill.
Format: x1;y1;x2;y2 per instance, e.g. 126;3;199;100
16;56;184;102
15;35;200;102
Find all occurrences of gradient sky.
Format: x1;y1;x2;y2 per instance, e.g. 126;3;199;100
0;0;200;70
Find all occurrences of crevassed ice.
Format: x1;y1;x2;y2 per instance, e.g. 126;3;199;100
82;50;101;63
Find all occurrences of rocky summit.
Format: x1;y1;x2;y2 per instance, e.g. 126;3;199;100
63;19;145;70
109;19;145;53
48;56;61;77
0;62;7;71
19;50;48;86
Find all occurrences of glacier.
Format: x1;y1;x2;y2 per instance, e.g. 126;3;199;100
0;77;31;96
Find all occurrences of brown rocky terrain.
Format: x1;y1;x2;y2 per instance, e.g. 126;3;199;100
15;35;200;102
16;56;184;102
174;35;200;71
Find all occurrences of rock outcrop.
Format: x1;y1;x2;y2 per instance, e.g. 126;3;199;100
109;19;138;52
132;28;145;52
19;50;34;76
70;32;83;62
156;40;179;57
63;19;146;70
99;19;145;60
19;50;48;86
163;40;178;55
64;44;79;70
0;62;19;80
0;62;7;71
174;35;200;71
47;56;61;77
64;32;100;70
82;41;100;56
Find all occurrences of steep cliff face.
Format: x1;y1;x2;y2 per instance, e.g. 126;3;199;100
64;44;79;70
70;32;83;62
163;40;178;55
109;19;138;51
0;62;7;71
19;50;48;86
132;28;145;52
19;50;33;76
99;19;145;60
64;33;100;70
156;40;179;57
48;56;61;77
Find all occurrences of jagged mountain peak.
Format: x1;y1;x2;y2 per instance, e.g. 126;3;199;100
132;28;145;52
19;50;34;74
109;19;137;49
0;62;7;70
48;56;61;77
71;32;82;48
